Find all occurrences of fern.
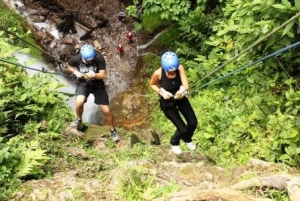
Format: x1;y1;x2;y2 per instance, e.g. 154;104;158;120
15;141;49;177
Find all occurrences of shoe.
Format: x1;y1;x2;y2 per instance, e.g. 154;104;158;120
111;129;120;142
172;146;182;155
186;142;196;151
70;118;82;128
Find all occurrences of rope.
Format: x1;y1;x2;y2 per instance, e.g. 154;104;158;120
0;25;85;77
4;11;298;98
189;40;300;93
0;24;153;97
0;58;72;77
189;12;300;89
0;26;64;64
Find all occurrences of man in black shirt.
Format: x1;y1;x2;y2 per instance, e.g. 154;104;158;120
67;44;120;142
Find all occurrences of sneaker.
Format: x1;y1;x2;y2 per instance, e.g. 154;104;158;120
70;118;82;128
186;142;196;151
111;129;120;142
172;146;182;155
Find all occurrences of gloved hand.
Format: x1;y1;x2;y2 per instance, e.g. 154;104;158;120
85;71;96;79
73;70;84;78
175;85;188;99
159;88;173;100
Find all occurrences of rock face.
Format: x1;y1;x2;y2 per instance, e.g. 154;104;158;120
7;0;152;126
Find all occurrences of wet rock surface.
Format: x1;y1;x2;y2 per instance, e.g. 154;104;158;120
5;2;300;200
6;0;151;127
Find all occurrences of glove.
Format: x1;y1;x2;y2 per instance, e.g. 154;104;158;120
85;71;96;79
73;70;84;78
175;85;188;99
159;88;173;100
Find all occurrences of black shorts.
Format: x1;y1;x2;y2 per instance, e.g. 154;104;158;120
75;84;109;105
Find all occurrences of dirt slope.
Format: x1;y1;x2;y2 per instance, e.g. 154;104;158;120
6;1;300;201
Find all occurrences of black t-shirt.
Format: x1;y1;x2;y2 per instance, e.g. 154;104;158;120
159;68;181;95
68;53;106;87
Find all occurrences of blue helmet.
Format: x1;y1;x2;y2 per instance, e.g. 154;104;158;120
80;44;96;62
161;51;179;71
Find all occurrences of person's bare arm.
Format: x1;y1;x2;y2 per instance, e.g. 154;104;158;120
150;68;161;93
178;65;189;90
95;69;106;80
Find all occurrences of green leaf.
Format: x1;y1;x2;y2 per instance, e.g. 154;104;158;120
15;143;49;177
203;132;215;139
272;4;288;9
282;21;295;36
295;0;300;10
282;0;292;8
251;96;262;104
194;55;207;62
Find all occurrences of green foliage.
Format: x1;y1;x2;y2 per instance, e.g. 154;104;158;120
178;6;214;43
114;143;161;163
7;137;49;177
0;63;74;136
142;0;191;21
0;136;49;200
174;0;300;168
133;22;143;31
2;0;300;199
149;182;180;199
0;2;24;35
126;0;139;18
143;53;160;76
142;12;171;34
0;2;42;58
155;24;180;47
118;165;155;200
0;137;23;183
0;5;75;199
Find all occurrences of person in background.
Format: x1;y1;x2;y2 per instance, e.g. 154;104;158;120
117;44;124;55
149;51;198;155
118;11;126;22
66;44;120;142
126;32;133;44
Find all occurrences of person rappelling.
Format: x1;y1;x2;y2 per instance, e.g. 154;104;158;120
66;44;121;142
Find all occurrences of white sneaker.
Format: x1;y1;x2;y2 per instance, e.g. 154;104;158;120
186;142;196;151
172;146;182;155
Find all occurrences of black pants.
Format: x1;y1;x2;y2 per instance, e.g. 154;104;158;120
160;97;198;146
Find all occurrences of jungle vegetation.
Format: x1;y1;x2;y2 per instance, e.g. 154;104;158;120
1;0;300;200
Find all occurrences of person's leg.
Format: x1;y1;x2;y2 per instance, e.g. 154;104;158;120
75;95;86;119
71;85;89;128
94;88;120;142
162;106;188;154
177;98;198;143
163;107;187;146
99;104;114;130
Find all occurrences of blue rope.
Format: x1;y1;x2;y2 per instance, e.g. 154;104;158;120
196;41;300;91
0;58;71;77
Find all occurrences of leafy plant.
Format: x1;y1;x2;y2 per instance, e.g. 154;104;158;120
118;165;155;200
142;12;172;34
142;0;191;21
0;4;76;199
8;138;49;177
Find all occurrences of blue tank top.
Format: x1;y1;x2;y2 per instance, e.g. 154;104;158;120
159;68;181;95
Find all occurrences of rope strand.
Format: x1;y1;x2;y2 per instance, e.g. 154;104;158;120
189;40;300;94
189;12;300;89
0;58;72;77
